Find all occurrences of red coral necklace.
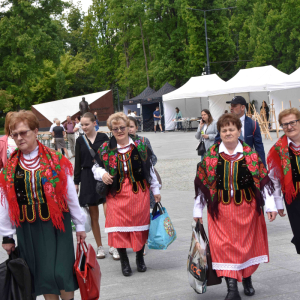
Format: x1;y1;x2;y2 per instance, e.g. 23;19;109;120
20;153;39;168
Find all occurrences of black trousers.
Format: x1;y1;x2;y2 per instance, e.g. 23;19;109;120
285;198;300;254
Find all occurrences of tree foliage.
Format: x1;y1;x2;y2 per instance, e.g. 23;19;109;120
0;0;299;111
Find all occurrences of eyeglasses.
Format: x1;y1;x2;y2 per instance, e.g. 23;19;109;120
111;126;127;133
281;119;300;129
11;130;32;139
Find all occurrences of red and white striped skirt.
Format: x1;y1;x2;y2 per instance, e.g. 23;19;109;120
208;198;269;282
105;178;150;252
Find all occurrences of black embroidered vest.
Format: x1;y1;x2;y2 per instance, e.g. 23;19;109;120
216;155;255;205
288;149;300;201
14;164;51;223
116;147;148;193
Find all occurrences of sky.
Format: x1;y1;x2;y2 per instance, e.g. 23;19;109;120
74;0;93;14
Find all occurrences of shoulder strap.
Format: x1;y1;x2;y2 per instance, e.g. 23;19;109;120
252;119;256;135
82;135;99;163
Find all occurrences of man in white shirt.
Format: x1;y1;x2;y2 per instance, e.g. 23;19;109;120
268;108;300;254
73;116;84;140
127;109;136;117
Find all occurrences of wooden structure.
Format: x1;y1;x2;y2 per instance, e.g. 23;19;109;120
268;99;279;138
31;91;114;130
252;104;272;141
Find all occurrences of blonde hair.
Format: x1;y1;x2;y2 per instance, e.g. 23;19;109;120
5;111;15;136
278;108;300;125
55;120;60;125
107;112;129;130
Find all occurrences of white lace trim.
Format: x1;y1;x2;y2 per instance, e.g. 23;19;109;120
105;225;150;233
212;255;268;271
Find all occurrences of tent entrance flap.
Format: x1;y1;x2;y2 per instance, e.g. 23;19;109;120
142;103;164;131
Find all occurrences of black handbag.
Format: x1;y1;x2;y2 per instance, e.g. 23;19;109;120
196;141;206;156
82;135;107;199
198;222;222;286
196;126;207;156
0;247;34;300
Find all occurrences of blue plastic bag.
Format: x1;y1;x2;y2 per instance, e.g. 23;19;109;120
148;203;177;250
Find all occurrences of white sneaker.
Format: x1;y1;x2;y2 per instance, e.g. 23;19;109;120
112;248;120;260
109;247;115;255
96;246;106;259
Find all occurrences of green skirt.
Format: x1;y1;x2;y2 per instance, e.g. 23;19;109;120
16;208;78;296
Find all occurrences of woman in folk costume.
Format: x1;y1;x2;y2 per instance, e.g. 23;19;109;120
92;112;161;277
268;108;300;254
128;116;158;209
0;110;86;300
193;113;278;300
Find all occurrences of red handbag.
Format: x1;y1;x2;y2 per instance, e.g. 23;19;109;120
74;241;101;300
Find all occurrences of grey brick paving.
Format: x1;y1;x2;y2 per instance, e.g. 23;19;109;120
2;130;300;299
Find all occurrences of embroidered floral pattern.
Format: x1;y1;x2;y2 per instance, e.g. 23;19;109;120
0;142;73;231
197;142;268;204
274;138;290;176
98;135;148;176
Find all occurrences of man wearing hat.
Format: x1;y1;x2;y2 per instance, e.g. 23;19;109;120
215;96;266;166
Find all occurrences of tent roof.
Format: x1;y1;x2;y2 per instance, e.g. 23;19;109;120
163;74;226;101
144;82;176;101
208;65;289;96
290;67;300;77
32;90;110;123
123;87;156;105
267;67;300;91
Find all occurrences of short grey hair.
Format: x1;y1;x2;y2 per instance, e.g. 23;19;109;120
53;117;58;123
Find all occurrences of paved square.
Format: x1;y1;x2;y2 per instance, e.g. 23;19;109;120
1;130;299;299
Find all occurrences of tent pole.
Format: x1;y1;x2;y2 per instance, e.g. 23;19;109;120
140;103;143;132
200;97;202;113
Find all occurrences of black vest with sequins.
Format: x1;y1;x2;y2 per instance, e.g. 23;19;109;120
14;164;51;223
216;155;255;205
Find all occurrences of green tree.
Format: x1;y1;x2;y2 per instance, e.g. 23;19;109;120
31;52;88;103
0;0;68;108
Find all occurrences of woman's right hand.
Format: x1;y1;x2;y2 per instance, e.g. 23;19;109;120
199;120;204;129
102;172;114;185
193;217;203;224
75;184;79;194
2;243;15;255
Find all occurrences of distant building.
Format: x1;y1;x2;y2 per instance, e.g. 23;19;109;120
31;91;114;130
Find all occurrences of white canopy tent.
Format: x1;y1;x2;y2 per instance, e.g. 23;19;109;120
162;74;226;130
269;67;300;121
207;66;290;120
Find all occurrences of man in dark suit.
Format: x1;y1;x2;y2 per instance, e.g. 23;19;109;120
215;96;266;166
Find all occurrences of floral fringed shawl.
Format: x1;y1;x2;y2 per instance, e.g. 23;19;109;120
195;141;274;219
267;135;295;204
0;141;73;231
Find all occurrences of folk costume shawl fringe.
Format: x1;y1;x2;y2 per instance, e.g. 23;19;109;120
97;135;152;196
267;134;296;204
0;141;73;231
195;141;274;219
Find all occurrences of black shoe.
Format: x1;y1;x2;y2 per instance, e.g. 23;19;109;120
225;277;241;300
242;276;255;296
117;248;132;277
136;246;147;272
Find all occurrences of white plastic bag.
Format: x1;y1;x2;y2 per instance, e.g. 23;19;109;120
82;207;92;233
187;220;208;294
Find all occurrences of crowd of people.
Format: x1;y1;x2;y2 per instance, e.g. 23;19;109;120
0;110;160;299
0;98;300;300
